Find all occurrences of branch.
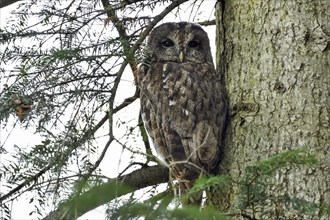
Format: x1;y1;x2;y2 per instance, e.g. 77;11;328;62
1;0;188;212
113;87;139;112
101;0;139;83
0;0;21;9
130;0;189;55
42;165;169;220
198;19;216;26
0;89;139;203
0;113;109;203
102;0;189;83
0;164;51;202
138;110;152;162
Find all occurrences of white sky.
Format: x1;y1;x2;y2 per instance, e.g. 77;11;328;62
0;1;217;219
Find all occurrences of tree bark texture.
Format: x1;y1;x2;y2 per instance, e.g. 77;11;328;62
214;0;329;219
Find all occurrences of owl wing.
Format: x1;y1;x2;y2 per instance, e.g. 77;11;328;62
139;61;196;185
139;60;187;164
165;62;227;172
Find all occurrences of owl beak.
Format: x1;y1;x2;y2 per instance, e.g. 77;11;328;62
179;51;184;63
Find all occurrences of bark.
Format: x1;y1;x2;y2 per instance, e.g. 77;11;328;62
42;165;168;220
0;0;21;8
213;0;329;219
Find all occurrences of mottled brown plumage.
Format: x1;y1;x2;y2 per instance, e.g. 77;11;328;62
138;22;228;204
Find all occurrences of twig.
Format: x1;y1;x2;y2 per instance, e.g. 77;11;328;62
198;19;216;26
0;112;109;203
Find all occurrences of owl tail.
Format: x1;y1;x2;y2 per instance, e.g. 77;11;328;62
172;164;203;207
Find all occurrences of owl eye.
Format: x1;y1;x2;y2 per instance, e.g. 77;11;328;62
188;40;199;48
162;39;174;48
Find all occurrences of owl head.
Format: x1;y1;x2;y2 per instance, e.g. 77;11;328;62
146;22;213;64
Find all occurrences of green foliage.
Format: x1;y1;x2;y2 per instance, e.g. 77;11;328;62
246;149;318;175
108;195;173;220
108;193;230;220
189;175;232;195
237;149;318;211
182;149;321;219
50;48;80;61
320;203;330;216
104;149;321;220
169;206;230;220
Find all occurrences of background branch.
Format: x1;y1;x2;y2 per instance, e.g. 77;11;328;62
0;0;21;9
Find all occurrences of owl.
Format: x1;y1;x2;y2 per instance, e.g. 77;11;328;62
138;22;228;204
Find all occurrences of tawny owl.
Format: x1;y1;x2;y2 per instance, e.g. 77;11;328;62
138;22;228;203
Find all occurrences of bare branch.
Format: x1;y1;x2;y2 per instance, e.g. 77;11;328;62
101;0;139;83
0;0;21;9
198;19;216;26
101;0;189;83
113;89;139;112
130;0;189;55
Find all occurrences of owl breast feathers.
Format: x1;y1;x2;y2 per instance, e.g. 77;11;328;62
138;22;228;189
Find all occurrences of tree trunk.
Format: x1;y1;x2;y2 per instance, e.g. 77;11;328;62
213;0;329;219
